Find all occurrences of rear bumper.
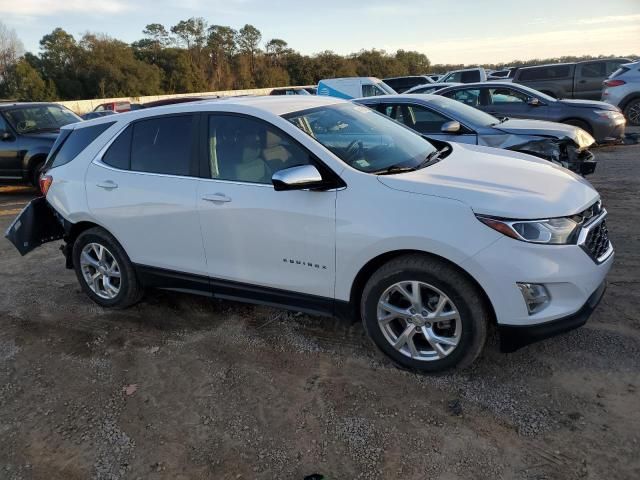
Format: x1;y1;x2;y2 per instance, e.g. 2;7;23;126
499;280;606;352
4;197;65;255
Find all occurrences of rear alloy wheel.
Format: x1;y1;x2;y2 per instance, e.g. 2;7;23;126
624;99;640;126
73;227;143;308
361;254;488;373
80;243;121;300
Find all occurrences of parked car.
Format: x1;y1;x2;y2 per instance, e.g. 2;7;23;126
383;76;433;93
92;101;132;113
6;96;613;372
405;82;462;95
317;77;396;99
0;102;82;189
487;67;517;80
601;59;640;126
355;94;597;175
81;110;118;121
512;58;630;100
437;67;487;84
426;74;443;82
435;82;626;143
270;87;311;96
304;87;317;95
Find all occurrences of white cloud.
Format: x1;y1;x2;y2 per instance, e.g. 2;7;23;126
576;14;640;25
0;0;132;16
387;24;640;64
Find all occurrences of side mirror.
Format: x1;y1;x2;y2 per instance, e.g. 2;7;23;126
1;131;14;141
527;97;541;106
441;120;461;133
272;165;324;191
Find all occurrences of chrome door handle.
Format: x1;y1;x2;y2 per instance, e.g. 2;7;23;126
202;193;231;203
96;180;118;190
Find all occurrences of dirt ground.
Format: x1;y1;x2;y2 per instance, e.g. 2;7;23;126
1;140;639;480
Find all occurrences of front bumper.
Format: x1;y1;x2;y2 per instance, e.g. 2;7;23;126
499;279;606;352
461;209;613;336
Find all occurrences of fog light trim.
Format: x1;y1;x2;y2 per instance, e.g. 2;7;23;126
517;283;550;315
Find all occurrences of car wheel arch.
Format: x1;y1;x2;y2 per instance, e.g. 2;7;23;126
619;93;640;111
559;118;594;134
348;249;497;325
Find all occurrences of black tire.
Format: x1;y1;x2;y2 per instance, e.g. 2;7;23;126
623;98;640;126
31;159;45;190
72;227;143;308
562;118;593;135
360;254;489;373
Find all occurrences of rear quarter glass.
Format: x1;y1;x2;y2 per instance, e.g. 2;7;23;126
46;122;115;170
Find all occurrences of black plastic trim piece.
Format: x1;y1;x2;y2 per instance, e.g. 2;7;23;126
498;280;606;353
134;264;342;318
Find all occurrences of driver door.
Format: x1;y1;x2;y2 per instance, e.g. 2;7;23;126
197;113;337;302
0;114;21;179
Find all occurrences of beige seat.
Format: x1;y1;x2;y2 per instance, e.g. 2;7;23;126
234;132;271;184
262;130;293;167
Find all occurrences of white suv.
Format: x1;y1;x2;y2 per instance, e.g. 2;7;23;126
6;96;613;372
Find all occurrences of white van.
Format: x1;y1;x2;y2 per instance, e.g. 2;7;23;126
317;77;396;99
438;68;488;84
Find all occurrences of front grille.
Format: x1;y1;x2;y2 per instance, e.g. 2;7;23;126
584;219;610;261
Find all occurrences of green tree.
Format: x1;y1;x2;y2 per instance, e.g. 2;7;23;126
0;58;55;100
236;24;262;74
395;50;430;75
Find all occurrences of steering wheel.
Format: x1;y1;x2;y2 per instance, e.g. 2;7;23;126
344;140;363;165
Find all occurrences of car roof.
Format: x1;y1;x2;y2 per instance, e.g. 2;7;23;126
67;95;347;130
0;102;66;110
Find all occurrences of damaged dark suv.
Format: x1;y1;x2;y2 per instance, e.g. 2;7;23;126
356;94;597;175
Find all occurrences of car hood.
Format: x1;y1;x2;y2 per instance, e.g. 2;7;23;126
377;142;599;218
558;98;619;111
494;118;595;148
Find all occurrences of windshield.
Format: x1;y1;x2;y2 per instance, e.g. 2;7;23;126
428;96;499;128
284;103;437;173
4;105;81;134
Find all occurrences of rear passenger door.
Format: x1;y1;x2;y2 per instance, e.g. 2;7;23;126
86;114;208;278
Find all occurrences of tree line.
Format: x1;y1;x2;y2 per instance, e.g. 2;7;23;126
0;19;636;102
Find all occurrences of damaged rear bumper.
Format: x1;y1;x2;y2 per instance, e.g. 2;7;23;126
4;197;65;255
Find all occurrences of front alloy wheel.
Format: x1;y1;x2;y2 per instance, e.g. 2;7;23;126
378;281;461;361
361;254;489;372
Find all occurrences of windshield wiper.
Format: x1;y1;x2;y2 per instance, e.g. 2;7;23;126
370;165;417;175
417;145;450;168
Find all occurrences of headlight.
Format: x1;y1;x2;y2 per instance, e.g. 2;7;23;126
477;215;579;244
594;110;624;120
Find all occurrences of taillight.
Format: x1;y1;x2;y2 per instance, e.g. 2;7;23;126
39;175;53;196
604;79;626;87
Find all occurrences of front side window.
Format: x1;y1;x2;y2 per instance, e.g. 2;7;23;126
3;106;81;134
443;88;482;107
207;115;311;184
0;114;8;133
284;103;437;174
378;103;450;134
489;88;528;104
362;84;385;97
130;115;194;176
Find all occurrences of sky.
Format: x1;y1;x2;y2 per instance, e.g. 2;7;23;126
0;0;639;65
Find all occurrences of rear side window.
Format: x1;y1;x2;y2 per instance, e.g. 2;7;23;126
130;115;194;176
518;65;571;81
610;66;630;79
362;84;386;97
581;62;606;78
46;122;115;169
102;126;132;170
